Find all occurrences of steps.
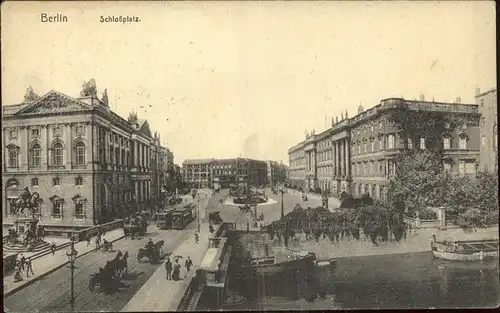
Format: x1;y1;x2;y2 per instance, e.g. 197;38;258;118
3;240;51;253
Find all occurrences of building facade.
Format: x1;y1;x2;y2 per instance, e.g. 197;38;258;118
182;158;268;189
266;160;288;186
2;88;173;232
288;96;481;199
476;87;497;173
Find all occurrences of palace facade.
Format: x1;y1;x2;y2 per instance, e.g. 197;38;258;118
182;158;268;189
288;96;481;200
2;88;174;232
476;87;497;173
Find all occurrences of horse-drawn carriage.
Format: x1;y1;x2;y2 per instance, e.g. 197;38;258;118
89;251;129;292
209;211;223;225
123;215;148;239
168;196;183;205
137;240;165;263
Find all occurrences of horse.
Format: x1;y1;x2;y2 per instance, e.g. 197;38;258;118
108;251;123;278
116;251;129;278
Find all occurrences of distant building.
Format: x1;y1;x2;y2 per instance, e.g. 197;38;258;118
182;158;268;189
476;87;497;172
2;87;173;233
288;96;480;199
266;160;288;186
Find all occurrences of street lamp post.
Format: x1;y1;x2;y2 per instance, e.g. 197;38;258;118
280;186;285;219
66;241;78;312
197;194;201;233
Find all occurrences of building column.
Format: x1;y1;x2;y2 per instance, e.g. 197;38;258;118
22;127;29;170
339;141;344;177
332;142;336;177
65;124;72;167
344;138;349;177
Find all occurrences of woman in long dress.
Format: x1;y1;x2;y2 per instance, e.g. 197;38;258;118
172;262;181;281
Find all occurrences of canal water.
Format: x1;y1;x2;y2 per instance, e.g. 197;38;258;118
221;251;499;310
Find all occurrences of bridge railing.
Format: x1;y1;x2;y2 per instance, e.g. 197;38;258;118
75;219;124;241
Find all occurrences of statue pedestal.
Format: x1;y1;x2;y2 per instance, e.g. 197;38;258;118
14;217;38;235
3;218;50;253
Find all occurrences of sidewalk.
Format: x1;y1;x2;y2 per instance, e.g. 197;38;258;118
122;223;215;312
3;228;124;296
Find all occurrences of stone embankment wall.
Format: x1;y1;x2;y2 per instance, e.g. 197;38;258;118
232;225;499;260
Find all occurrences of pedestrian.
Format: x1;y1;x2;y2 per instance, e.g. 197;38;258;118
96;236;101;250
25;258;34;277
19;253;26;271
185;256;193;276
87;234;92;246
50;242;56;255
194;232;199;244
14;263;24;282
165;258;172;280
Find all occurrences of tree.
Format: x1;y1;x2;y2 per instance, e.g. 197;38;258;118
388;150;446;215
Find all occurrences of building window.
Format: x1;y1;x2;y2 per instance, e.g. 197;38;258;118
379;121;383;129
458;161;466;175
407;138;413;149
459;137;467;150
9;129;18;140
420;138;426;150
75;203;84;216
371;141;375;152
31;128;40;137
444;162;452;172
52;142;64;166
76;125;85;136
30;143;42;167
443;137;451;150
75;176;83;186
481;136;486;147
465;162;475;174
31;177;39;186
53;201;62;216
75;142;86;165
53;177;60;186
388;135;395;149
388;161;395;177
8;147;19;168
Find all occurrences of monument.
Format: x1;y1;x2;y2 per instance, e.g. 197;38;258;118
4;187;49;252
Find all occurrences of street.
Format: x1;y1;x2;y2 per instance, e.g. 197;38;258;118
4;223;197;312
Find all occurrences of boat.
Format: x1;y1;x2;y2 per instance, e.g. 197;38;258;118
249;250;316;276
431;237;499;261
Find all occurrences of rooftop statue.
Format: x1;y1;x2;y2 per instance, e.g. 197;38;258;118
24;85;40;102
345;110;348;119
80;79;97;97
341;112;344;120
358;104;364;114
336;116;339;123
101;89;109;106
128;111;138;124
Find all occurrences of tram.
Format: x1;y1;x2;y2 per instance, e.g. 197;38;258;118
155;204;196;230
172;204;196;230
156;210;174;230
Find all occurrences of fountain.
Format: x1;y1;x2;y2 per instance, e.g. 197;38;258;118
3;187;50;253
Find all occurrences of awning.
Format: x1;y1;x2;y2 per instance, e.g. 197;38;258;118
49;195;63;203
7;196;19;200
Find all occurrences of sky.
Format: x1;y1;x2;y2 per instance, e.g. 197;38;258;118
1;1;496;165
